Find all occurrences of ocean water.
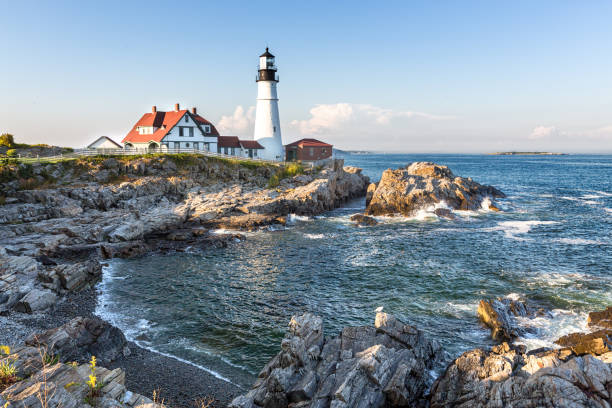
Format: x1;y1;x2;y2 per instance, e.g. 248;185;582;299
96;154;612;388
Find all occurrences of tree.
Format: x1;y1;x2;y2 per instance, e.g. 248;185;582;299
0;133;15;148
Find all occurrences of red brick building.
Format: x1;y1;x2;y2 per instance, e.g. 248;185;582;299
285;138;333;162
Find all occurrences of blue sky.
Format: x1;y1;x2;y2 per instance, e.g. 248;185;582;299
1;1;611;152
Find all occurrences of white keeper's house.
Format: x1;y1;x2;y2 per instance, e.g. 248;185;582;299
122;104;220;151
121;103;265;159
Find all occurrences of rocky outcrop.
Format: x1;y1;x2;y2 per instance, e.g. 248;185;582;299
25;317;130;366
430;342;612;408
555;329;612;356
365;162;504;216
1;344;159;408
350;214;378;226
229;311;441;408
589;306;612;329
1;156;368;313
477;297;548;342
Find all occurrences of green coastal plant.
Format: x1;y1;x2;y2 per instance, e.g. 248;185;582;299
5;149;16;158
84;355;102;405
268;162;305;188
0;353;18;391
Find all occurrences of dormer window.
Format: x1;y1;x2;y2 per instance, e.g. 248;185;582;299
204;125;211;133
185;115;189;123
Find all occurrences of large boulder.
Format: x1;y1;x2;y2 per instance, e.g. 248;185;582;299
13;289;58;313
477;297;547;342
229;311;441;408
588;306;612;329
430;342;612;408
25;317;129;365
555;329;612;356
365;162;504;216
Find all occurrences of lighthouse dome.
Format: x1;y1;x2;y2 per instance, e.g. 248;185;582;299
260;47;275;58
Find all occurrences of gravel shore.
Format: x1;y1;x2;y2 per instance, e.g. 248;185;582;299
0;287;241;407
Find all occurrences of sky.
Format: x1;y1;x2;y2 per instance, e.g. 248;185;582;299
1;1;611;153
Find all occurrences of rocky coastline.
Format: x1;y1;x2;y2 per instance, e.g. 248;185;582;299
2;157;610;407
0;154;369;407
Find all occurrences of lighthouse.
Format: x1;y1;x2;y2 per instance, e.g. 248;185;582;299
253;48;284;161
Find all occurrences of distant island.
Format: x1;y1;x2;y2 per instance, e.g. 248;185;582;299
489;152;567;156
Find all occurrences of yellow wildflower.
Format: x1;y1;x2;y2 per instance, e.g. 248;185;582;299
87;374;97;389
0;345;10;355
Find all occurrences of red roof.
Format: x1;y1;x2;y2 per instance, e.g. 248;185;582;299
218;136;241;148
122;109;219;144
285;138;332;148
239;140;264;149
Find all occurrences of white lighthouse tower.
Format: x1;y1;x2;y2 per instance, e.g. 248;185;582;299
253;48;284;161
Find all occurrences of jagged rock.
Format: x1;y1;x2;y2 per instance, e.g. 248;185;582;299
55;260;102;292
14;288;58;313
477;297;546;342
229;312;441;408
1;354;158;408
433;208;455;219
430;342;612;408
25;316;129;365
555;329;612;356
588;306;612;329
365;162;504;216
350;214;378;226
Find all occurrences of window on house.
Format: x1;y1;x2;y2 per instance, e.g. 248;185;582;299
217;146;221;153
193;142;199;150
231;148;235;155
179;127;184;137
174;142;180;149
189;127;194;137
309;147;314;156
204;125;210;133
253;150;257;157
273;126;276;132
186;143;190;148
185;115;189;123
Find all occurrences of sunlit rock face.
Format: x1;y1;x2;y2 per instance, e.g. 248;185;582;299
229;311;442;408
365;162;505;216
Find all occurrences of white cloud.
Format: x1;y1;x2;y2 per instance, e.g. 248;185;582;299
290;103;452;135
529;125;559;139
217;105;255;135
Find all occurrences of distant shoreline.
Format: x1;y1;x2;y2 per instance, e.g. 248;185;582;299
488;152;567;156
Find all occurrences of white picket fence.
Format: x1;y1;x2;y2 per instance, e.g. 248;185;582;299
11;147;287;165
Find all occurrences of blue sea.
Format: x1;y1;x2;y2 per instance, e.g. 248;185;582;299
96;153;612;387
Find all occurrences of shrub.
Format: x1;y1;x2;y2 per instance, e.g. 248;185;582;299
268;163;305;188
0;353;18;391
5;149;16;157
0;134;14;148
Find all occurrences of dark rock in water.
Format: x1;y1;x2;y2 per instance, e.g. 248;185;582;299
365;162;505;216
588;306;612;329
433;208;455;219
350;213;378;226
555;329;612;356
25;316;129;365
229;312;441;408
477;297;547;342
429;342;612;408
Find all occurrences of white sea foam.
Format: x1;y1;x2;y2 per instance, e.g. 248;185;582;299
554;238;607;245
488;220;558;240
505;293;522;301
287;214;311;223
304;233;326;239
514;309;589;352
605;208;612;214
560;196;600;205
